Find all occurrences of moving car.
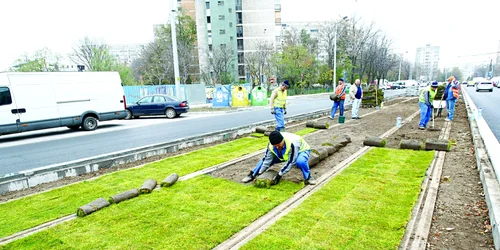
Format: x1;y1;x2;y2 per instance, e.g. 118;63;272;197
476;81;493;92
125;94;189;119
466;81;475;87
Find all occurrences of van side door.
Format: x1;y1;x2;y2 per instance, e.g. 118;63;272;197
0;86;20;135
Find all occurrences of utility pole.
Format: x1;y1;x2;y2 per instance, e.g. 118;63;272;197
332;16;348;90
170;0;181;99
333;24;337;90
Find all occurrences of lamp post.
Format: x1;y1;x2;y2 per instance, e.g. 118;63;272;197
332;16;348;90
170;0;181;99
397;51;407;81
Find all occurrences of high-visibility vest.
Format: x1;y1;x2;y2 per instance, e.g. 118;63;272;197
419;86;437;103
273;87;287;108
268;132;310;161
335;84;346;100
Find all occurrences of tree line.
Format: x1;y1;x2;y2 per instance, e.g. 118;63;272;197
11;11;483;87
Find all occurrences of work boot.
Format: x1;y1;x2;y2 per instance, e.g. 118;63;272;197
305;175;317;185
241;171;255;183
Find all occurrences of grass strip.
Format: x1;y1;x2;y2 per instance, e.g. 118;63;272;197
2;177;304;249
242;148;434;249
0;128;315;238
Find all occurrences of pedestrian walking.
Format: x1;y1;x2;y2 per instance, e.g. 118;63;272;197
270;80;289;132
349;79;363;119
329;78;346;120
418;81;439;129
241;131;317;185
443;76;460;121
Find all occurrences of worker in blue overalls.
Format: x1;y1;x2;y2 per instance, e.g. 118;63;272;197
270;80;289;132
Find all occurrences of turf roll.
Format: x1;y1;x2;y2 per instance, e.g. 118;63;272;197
140;178;158;194
76;198;110;217
109;189;140;204
161;173;179;187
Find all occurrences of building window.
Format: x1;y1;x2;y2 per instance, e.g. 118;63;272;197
236;0;242;10
219;15;225;20
237;12;242;24
238;65;245;77
207;16;211;23
206;2;210;9
274;4;281;11
220;44;226;49
218;1;224;6
229;22;233;27
237;26;243;38
230;36;234;41
238;52;244;63
209;44;213;51
219;29;225;34
237;39;244;50
228;8;232;13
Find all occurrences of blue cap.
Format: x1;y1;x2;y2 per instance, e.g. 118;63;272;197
282;80;290;87
431;81;438;87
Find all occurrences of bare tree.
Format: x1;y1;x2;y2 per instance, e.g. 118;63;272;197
211;46;236;85
244;41;275;88
139;40;173;85
70;37;115;71
338;16;379;83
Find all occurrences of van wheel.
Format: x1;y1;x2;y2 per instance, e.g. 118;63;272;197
82;116;98;131
125;109;132;120
165;108;176;119
67;125;80;130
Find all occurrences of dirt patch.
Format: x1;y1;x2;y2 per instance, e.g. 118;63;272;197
428;99;494;249
211;98;420;184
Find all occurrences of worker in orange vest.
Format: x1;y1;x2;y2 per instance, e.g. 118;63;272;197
329;78;347;120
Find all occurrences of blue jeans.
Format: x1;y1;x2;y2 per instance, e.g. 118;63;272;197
273;107;285;131
330;100;344;118
446;99;456;120
252;150;311;180
419;102;431;127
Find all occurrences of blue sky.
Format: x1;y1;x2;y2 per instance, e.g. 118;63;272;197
1;0;499;71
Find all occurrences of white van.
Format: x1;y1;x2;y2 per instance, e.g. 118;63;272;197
0;72;127;136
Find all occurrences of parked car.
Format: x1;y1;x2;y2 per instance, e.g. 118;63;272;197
466;81;475;87
391;82;405;89
125;95;189;119
476;81;494;92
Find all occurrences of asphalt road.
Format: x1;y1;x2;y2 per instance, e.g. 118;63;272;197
463;85;500;140
0;90;405;176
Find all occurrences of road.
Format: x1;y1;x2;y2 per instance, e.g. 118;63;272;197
463;85;500;141
0;90;405;176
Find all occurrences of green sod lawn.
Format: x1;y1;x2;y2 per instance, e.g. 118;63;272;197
0;128;315;239
242;148;434;249
1;147;433;249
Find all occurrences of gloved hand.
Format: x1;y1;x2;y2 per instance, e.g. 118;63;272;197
271;108;275;115
271;174;282;185
284;109;287;115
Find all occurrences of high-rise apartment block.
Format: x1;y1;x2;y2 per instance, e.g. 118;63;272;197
415;44;440;81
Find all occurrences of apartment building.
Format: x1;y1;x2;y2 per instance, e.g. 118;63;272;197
109;44;145;65
191;0;281;83
415;44;440;81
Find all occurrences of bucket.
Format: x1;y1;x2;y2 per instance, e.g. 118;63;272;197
338;116;345;124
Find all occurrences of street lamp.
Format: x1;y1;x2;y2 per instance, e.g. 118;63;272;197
170;0;181;99
398;51;408;81
333;16;349;90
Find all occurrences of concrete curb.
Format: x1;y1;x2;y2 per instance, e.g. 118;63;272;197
462;89;500;250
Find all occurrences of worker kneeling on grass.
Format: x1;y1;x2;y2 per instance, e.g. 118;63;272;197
241;131;317;185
